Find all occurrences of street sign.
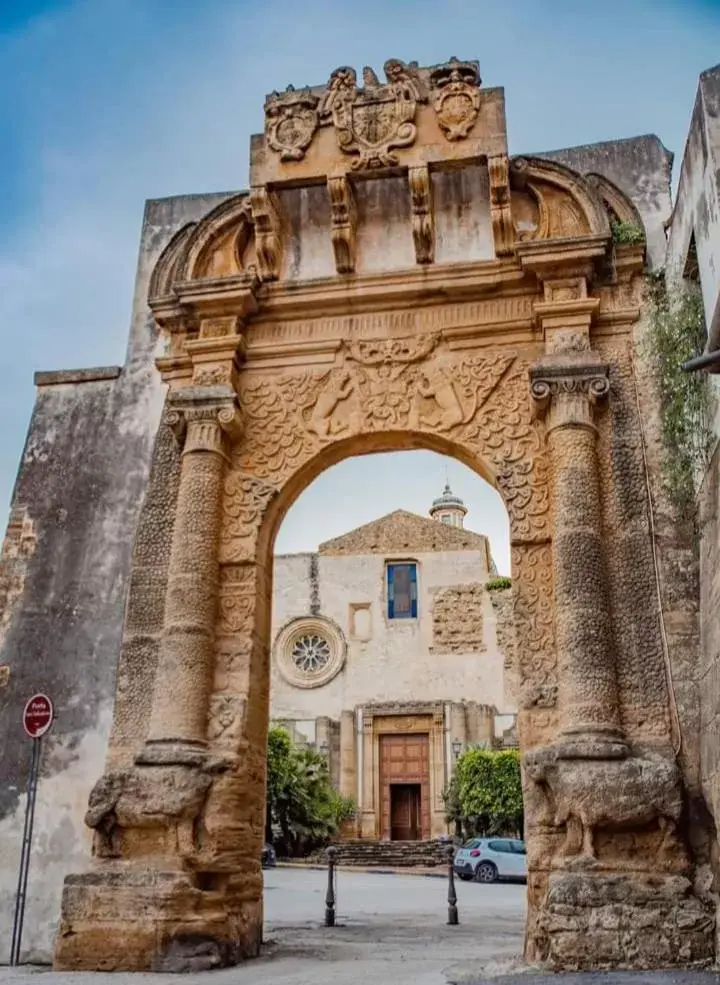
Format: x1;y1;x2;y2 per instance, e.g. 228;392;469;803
22;694;54;739
12;693;54;965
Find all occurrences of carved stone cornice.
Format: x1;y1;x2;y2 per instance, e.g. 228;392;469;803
166;389;244;458
327;175;357;274
529;360;610;433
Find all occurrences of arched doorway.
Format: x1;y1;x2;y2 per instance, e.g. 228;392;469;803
54;57;713;973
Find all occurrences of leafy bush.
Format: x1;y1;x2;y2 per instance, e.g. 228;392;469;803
266;727;355;857
610;219;644;245
486;576;512;592
443;748;523;839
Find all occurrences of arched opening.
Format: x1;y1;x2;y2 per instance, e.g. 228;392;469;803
260;444;526;958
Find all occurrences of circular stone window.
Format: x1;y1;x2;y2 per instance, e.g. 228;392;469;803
274;617;346;689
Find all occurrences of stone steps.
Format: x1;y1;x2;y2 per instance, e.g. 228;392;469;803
310;839;453;868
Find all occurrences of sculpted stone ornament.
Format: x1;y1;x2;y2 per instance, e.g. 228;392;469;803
525;748;683;864
408;165;434;264
85;764;221;860
327;175;357;273
264;85;319;161
429;57;481;141
319;60;428;170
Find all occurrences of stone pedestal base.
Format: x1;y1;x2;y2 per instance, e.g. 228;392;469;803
539;872;714;970
53;867;263;972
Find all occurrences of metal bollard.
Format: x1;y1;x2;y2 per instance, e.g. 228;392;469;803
325;846;337;927
446;844;458;925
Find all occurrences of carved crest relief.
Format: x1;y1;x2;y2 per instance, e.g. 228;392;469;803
264;86;319;161
318;60;428;170
429;57;481;141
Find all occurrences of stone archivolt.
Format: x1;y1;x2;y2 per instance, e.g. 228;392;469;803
55;55;712;979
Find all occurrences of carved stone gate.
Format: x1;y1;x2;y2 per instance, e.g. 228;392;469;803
54;58;714;971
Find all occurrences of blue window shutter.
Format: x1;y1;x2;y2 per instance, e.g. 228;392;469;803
387;565;395;619
410;564;418;618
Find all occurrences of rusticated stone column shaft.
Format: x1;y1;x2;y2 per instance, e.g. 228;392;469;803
140;395;242;764
531;361;626;760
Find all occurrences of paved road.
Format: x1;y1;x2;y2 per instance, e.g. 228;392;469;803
1;868;527;985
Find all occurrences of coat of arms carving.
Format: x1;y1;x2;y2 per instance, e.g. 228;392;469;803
265;85;320;161
319;59;428;170
429;57;481;141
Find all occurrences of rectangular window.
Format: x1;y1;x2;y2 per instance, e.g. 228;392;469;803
387;563;417;619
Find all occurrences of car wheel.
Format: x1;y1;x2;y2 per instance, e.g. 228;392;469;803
475;861;498;883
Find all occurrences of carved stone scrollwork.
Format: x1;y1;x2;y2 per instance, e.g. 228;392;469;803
488;154;514;257
429;57;481;141
264;85;319;161
318;59;428;170
250;186;282;281
327;175;357;274
408;165;434;264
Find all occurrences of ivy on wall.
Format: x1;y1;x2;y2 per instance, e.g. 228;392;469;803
643;272;714;525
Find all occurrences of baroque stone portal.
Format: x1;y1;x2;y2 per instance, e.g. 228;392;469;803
52;56;714;973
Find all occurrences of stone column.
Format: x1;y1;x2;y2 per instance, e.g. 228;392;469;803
530;359;626;760
139;390;243;765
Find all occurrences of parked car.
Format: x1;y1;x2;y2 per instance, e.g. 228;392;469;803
261;843;277;868
453;837;526;883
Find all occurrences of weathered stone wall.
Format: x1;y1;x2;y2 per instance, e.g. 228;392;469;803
665;63;720;909
542;134;673;270
0;191;231;963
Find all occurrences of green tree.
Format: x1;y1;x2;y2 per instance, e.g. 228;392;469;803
265;727;355;856
448;748;523;839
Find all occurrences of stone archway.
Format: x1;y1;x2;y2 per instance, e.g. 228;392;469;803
54;57;714;972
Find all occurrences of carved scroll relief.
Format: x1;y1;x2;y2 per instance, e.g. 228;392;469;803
327;175;357;274
408;165;434;264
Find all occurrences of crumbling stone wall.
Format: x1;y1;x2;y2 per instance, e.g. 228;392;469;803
431;584;485;653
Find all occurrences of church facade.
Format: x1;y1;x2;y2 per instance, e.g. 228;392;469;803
269;488;516;840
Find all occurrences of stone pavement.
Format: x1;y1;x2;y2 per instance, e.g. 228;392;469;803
1;870;718;985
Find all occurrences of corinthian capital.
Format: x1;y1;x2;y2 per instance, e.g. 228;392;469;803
529;360;609;431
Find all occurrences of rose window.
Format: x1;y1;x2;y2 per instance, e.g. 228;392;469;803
291;634;331;672
274;616;347;689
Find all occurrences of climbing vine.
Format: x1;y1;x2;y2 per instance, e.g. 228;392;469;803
643;272;714;525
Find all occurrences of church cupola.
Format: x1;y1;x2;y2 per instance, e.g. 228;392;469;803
429;483;467;529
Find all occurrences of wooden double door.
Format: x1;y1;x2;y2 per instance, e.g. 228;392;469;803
379;732;430;841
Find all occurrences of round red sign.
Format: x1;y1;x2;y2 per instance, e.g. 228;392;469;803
23;694;54;738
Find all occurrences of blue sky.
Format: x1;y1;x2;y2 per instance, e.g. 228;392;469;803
1;0;719;572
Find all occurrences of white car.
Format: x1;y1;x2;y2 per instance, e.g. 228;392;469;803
453;837;527;883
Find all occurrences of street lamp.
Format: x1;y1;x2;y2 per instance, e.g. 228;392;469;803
452;739;463;761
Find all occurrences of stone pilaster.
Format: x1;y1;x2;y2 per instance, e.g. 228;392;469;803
339;710;356;800
139;389;243;766
530;359;626;760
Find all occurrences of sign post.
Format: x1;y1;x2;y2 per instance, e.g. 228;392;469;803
10;694;54;966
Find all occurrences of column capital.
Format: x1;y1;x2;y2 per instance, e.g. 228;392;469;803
166;389;244;456
529;359;609;432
